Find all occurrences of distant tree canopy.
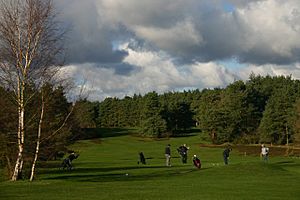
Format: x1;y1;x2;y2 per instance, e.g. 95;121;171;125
75;74;300;144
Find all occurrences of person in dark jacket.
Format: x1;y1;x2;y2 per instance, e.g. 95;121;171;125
177;144;189;164
138;152;146;165
223;147;231;165
61;152;79;170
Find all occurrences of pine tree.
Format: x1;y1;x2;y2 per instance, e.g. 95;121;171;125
259;88;296;144
140;92;167;137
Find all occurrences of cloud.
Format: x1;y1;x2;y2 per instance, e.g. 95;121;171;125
134;18;204;58
63;42;237;101
238;63;300;80
53;0;300;100
56;0;129;64
58;0;300;65
62;41;300;101
227;0;265;8
235;0;300;64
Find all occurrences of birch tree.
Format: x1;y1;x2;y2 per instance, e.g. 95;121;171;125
29;85;75;181
0;0;65;181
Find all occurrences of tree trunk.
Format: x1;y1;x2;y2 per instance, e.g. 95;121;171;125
11;150;22;181
30;93;44;181
11;81;25;181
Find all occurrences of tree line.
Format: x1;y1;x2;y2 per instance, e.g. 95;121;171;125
74;74;300;145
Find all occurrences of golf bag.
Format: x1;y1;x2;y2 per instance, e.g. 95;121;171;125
193;156;201;169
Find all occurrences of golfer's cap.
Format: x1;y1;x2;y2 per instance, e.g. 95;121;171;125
194;155;197;157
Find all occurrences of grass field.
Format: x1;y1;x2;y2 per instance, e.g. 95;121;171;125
1;130;300;200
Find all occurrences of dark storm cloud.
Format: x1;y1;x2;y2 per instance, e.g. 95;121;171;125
55;0;300;66
56;0;130;65
102;62;141;75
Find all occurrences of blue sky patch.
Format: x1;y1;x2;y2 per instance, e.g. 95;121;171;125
222;1;235;13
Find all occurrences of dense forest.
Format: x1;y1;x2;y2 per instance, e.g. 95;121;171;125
72;74;300;145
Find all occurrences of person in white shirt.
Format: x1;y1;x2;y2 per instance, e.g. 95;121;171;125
261;144;269;162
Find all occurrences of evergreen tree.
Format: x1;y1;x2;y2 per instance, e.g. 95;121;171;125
196;89;224;143
164;100;194;134
216;81;247;142
259;87;297;144
74;99;98;128
140;92;167;137
292;98;300;144
98;98;119;127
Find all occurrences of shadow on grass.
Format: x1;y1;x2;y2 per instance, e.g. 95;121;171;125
43;165;206;183
44;164;189;174
275;161;294;164
171;128;202;138
274;160;300;168
77;128;137;140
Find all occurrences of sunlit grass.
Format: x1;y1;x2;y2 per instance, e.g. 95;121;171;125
1;132;300;200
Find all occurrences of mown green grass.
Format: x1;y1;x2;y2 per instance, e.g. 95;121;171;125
1;133;300;200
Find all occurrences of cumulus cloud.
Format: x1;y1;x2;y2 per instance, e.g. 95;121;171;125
57;0;300;65
235;0;300;64
134;18;204;58
53;0;300;100
238;63;300;80
63;42;237;101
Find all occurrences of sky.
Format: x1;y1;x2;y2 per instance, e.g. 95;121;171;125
55;0;300;101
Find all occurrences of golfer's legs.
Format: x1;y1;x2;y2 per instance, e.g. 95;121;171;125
165;154;171;166
224;156;228;165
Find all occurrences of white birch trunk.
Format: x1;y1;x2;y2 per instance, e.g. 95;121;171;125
30;93;44;181
11;81;25;181
11;150;22;181
11;116;24;180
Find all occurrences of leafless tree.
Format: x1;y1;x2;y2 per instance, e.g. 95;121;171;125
0;0;65;181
